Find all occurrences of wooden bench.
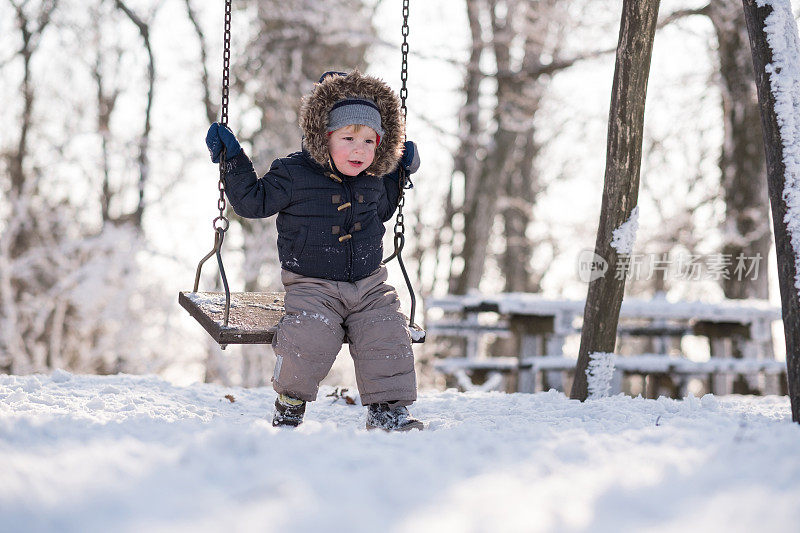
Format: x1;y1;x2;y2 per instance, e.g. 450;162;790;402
426;293;783;397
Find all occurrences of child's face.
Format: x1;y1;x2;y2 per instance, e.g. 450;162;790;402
328;125;377;176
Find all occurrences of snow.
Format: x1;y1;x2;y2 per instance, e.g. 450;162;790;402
586;352;616;399
610;205;639;255
409;326;427;342
2;373;800;533
758;0;800;298
427;293;780;323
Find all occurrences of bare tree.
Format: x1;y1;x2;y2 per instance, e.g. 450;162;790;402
1;0;59;372
184;0;218;124
572;0;661;401
0;0;195;377
88;2;124;225
451;0;523;294
708;0;771;300
433;0;483;296
648;3;772;300
742;0;800;421
448;0;608;295
113;0;159;229
5;0;58;257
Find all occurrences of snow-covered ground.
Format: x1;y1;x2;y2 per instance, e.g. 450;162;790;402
1;372;799;533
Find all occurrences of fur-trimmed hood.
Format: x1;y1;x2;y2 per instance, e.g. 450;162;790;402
299;70;404;177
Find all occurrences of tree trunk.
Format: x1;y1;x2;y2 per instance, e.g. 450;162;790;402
2;1;58;372
742;0;800;421
449;0;595;295
184;0;219;124
8;3;39;260
571;0;661;401
93;45;120;225
114;0;156;230
502;131;541;293
708;1;771;300
500;11;550;294
452;0;521;295
452;0;537;295
442;0;484;295
453;128;517;294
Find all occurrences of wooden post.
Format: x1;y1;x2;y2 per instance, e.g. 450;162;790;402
571;0;661;400
509;315;555;392
742;0;800;421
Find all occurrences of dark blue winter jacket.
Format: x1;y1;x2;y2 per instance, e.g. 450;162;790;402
223;150;402;282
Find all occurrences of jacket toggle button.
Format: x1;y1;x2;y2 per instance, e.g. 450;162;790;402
337;202;352;211
338;234;352;242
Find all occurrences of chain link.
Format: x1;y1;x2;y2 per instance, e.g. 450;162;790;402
220;0;231;128
216;0;232;232
393;0;410;241
400;0;409;132
396;195;405;232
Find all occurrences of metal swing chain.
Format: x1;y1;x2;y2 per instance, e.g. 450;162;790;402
213;0;233;327
385;0;411;265
399;0;410;124
394;0;411;239
384;0;419;330
194;0;233;331
215;0;232;234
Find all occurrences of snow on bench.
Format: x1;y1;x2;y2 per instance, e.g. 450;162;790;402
427;293;780;323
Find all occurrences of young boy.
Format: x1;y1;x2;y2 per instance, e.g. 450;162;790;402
205;70;423;431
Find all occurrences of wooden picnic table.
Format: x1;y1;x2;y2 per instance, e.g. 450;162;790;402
425;293;783;396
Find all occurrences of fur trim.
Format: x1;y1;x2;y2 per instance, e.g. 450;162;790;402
299;70;404;176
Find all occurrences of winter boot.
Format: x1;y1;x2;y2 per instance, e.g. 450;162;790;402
272;394;306;427
366;402;424;431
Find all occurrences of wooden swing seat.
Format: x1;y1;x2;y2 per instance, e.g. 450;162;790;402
179;291;285;344
179;291;426;346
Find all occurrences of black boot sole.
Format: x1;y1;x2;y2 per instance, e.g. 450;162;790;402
366;420;424;432
272;419;303;428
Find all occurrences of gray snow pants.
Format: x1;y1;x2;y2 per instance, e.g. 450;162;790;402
271;266;417;406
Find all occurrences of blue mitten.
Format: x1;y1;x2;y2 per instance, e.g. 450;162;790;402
205;123;242;163
400;141;420;174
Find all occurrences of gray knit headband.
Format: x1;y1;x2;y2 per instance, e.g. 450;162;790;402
327;98;385;138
